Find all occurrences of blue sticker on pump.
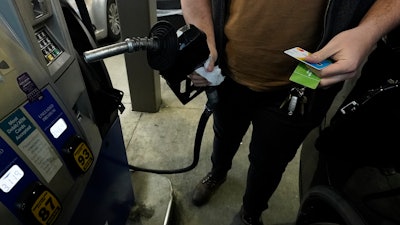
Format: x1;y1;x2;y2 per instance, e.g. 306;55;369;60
24;89;76;151
0;108;64;183
0;109;35;145
0;136;39;215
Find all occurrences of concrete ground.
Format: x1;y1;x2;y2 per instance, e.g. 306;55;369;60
104;54;300;225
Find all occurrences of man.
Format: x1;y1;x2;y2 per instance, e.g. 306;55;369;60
180;0;400;224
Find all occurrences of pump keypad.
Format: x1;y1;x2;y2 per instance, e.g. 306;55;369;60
35;29;63;64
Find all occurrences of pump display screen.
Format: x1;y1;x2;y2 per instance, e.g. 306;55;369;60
0;164;24;193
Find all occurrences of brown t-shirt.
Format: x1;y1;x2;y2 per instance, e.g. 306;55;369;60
224;0;327;91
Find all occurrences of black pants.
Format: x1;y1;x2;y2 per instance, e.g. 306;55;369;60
209;77;341;217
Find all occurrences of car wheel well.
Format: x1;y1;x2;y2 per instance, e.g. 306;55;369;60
296;185;367;225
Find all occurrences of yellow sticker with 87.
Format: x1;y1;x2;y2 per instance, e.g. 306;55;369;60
31;190;62;225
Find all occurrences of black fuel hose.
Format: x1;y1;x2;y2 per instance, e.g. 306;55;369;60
82;20;214;174
128;88;217;174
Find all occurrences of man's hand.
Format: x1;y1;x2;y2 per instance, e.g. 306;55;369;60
188;49;218;87
306;0;400;87
188;73;211;87
305;27;376;87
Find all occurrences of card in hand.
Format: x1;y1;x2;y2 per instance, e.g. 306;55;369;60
289;63;321;89
284;47;332;70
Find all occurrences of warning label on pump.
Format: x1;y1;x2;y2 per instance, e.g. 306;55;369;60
0;109;62;183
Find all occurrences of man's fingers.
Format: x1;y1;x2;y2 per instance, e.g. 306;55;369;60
188;73;211;86
318;60;357;78
318;71;356;87
305;45;337;64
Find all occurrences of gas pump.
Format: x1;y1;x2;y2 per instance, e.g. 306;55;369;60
0;1;134;225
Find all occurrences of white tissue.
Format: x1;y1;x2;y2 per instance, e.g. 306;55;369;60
195;57;225;86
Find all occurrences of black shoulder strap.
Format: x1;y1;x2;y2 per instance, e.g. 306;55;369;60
211;0;229;65
74;0;96;40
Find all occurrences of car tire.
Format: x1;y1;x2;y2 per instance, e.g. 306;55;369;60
106;0;121;42
296;185;367;225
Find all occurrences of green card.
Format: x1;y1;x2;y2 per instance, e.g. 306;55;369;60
289;63;321;89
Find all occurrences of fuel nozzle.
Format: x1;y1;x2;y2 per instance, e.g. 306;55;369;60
83;20;211;105
157;23;211;104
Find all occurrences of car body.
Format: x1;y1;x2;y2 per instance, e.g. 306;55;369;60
298;39;400;225
65;0;121;42
299;129;400;225
156;0;181;9
64;0;183;42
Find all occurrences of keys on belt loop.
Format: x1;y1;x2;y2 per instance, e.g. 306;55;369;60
280;86;306;116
